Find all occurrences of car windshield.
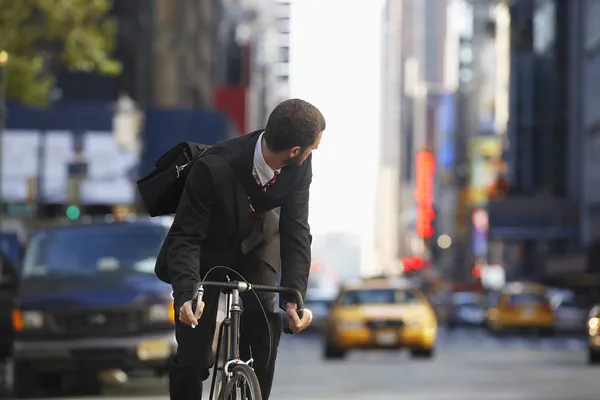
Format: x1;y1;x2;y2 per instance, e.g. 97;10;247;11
341;289;419;305
509;292;548;304
453;292;481;306
22;223;167;278
559;297;587;308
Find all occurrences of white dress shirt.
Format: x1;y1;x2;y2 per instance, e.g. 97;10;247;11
253;132;280;187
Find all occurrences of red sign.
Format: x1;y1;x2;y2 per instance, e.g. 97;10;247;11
213;85;248;135
414;151;435;238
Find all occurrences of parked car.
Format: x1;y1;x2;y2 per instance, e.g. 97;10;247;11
448;291;486;328
323;277;437;360
0;251;19;361
12;220;176;398
0;231;23;268
587;305;600;364
486;282;554;336
551;293;587;334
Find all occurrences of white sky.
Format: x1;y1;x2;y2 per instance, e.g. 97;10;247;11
289;0;385;260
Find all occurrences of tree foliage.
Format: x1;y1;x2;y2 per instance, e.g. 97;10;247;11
0;0;122;106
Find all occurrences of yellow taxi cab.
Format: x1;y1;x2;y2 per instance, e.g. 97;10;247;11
586;304;600;364
323;277;437;360
486;282;554;335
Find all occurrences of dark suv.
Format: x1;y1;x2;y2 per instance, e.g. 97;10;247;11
12;220;175;398
1;251;19;375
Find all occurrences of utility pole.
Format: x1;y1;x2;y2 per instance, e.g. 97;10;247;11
34;88;62;225
0;50;8;230
65;131;87;222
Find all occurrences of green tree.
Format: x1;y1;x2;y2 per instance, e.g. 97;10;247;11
0;0;122;106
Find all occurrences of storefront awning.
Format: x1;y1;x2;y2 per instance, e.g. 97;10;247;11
488;226;579;240
488;195;579;240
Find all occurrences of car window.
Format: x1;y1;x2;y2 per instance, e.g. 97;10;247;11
0;252;19;289
340;289;419;305
559;297;586;308
509;293;548;304
485;292;500;307
22;224;167;278
453;292;481;305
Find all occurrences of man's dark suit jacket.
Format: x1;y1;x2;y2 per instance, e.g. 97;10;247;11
155;130;312;308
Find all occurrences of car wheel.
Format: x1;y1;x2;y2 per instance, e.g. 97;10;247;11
323;341;346;360
588;347;600;365
409;348;434;359
13;361;40;398
538;328;554;337
76;371;103;396
61;370;102;396
488;322;505;337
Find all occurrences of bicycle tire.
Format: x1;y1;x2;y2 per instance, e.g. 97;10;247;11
219;364;262;400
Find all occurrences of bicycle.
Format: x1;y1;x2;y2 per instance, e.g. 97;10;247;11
190;275;304;400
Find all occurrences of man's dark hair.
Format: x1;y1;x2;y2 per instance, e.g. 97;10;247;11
263;99;326;152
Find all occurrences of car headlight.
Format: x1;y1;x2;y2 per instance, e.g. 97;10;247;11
589;317;599;332
149;303;175;324
337;320;363;330
12;310;44;331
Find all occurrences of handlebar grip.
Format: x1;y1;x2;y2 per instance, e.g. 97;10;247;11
281;308;305;335
191;286;204;329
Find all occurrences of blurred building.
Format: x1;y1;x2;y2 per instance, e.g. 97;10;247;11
379;0;456;276
56;0;283;134
488;0;577;285
485;0;600;297
376;0;403;275
441;0;511;283
2;0;288;228
274;0;291;102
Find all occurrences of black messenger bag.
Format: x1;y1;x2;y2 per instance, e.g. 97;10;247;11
136;142;210;216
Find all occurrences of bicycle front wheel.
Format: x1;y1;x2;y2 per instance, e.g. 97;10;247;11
220;364;262;400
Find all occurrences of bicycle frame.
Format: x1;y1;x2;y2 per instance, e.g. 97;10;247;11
192;278;304;400
208;286;245;400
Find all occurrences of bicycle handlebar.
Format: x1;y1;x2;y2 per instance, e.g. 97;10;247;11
192;280;305;335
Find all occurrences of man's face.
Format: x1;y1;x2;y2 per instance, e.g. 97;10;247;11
285;131;323;166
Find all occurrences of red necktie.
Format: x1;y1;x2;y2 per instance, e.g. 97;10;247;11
261;172;277;192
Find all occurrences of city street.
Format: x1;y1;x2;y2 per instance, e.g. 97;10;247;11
19;329;600;400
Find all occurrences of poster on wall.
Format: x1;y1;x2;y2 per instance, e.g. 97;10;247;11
1;130;140;205
467;136;503;207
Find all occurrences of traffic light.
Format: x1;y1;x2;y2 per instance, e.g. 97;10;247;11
472;264;483;279
402;256;425;272
65;205;81;220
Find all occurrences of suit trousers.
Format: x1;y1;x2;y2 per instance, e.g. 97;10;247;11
168;261;283;400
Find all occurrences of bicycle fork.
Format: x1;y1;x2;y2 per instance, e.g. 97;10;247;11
209;289;253;400
209;290;231;400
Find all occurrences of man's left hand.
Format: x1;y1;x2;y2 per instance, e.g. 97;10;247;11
286;302;313;333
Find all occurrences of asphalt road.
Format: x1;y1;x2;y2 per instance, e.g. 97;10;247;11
10;329;600;400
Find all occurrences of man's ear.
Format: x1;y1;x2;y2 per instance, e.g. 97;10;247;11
289;146;302;158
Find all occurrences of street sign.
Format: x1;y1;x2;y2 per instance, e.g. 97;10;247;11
3;203;33;217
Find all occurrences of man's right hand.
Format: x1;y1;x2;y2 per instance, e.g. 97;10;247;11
179;300;205;327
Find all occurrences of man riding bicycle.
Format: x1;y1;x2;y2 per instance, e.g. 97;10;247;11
155;99;325;399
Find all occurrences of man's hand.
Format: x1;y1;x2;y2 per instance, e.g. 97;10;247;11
286;302;313;333
179;300;205;328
